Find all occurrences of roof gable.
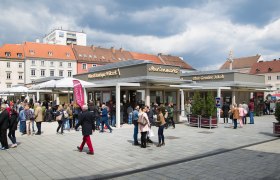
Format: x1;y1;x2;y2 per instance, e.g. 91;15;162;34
220;55;261;70
130;52;162;64
250;60;280;74
159;54;195;70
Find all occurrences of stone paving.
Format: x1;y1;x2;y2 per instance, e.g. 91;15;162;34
0;115;279;180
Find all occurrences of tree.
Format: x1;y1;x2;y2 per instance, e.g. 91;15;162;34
192;91;204;115
205;91;216;117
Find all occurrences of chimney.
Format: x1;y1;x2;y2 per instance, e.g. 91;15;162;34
120;48;124;52
158;53;162;56
111;47;115;53
35;39;40;43
91;45;95;51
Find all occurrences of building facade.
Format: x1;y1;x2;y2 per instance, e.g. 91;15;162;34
0;44;25;89
23;42;77;84
43;29;87;46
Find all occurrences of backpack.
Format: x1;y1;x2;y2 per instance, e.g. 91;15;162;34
63;110;69;118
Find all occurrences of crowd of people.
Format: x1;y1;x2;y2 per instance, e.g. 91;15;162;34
0;97;176;153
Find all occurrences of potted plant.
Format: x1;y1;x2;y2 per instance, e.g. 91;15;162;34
273;102;280;135
189;91;204;127
200;91;218;128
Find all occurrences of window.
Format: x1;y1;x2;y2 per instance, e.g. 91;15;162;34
68;71;72;77
68;63;72;68
84;54;87;58
50;61;54;66
17;53;22;58
41;61;45;66
89;55;92;58
41;69;45;77
5;52;11;57
82;63;87;70
268;68;272;72
50;70;54;77
19;63;22;68
7;62;10;68
6;84;11;88
102;56;105;59
66;52;70;57
48;51;53;56
18;73;23;80
268;76;271;80
31;69;36;76
29;50;35;55
59;62;63;67
92;64;97;67
277;76;280;80
31;80;36;84
6;72;11;79
32;60;35;65
59;70;63;77
79;54;82;57
93;55;97;58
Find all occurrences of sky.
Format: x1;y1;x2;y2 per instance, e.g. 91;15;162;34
1;0;280;70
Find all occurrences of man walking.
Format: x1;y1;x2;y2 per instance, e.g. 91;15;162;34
132;105;140;145
100;103;112;133
75;105;95;155
0;104;9;150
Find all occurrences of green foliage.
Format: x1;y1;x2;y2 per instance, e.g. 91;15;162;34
275;102;280;122
192;91;204;115
205;91;216;117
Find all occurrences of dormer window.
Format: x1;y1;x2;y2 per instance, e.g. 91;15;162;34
48;51;53;56
89;55;92;58
268;67;272;72
79;54;82;57
102;56;105;59
29;50;35;55
66;52;70;57
83;54;87;58
256;68;260;72
17;53;22;58
93;55;97;58
5;52;11;57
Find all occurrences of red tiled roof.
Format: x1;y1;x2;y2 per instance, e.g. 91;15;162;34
0;44;24;60
249;59;280;74
130;52;163;64
23;42;75;60
220;55;261;70
159;54;195;70
73;45;133;64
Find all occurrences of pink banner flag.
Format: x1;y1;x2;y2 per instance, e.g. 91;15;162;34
73;80;84;107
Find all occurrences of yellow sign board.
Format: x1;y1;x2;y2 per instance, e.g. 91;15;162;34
148;66;179;74
192;74;224;81
88;69;120;79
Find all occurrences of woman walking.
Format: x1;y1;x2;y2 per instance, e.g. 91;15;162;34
138;105;150;148
156;107;166;147
238;104;244;128
55;105;64;134
34;103;43;135
8;105;19;147
230;104;239;129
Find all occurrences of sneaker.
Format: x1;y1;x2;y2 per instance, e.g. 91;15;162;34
110;129;113;133
161;142;165;146
77;146;82;152
11;144;17;148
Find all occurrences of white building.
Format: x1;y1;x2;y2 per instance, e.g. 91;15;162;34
0;44;25;89
43;29;87;46
23;42;77;84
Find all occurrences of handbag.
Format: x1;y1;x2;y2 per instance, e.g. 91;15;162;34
137;115;147;126
56;114;62;121
148;128;155;137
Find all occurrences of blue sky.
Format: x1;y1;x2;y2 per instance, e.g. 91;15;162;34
1;0;280;70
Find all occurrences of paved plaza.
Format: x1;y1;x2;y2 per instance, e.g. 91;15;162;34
0;115;279;180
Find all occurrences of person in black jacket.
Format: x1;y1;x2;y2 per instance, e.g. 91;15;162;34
0;104;10;150
8;105;18;148
75;105;95;155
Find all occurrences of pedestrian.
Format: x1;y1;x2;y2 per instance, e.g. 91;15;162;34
248;99;255;124
0;104;10;150
229;104;239;129
166;102;175;128
138;105;150;148
55;105;64;134
146;106;154;144
132;105;140;145
184;100;192;117
24;104;34;136
8;105;18;147
34;103;43;135
238;104;244;128
18;102;26;135
127;104;133;125
156;107;166;147
75;105;95;155
63;104;70;131
222;102;230;123
100;103;112;133
242;101;249;124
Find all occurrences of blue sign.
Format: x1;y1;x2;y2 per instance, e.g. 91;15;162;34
215;97;221;108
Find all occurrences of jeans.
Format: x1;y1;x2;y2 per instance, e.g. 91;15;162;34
101;120;112;132
233;119;237;129
0;129;8;149
128;113;133;124
64;119;70;130
96;117;100;130
158;125;165;144
111;114;116;127
141;131;147;148
242;115;247;124
8;129;16;144
249;111;254;124
36;122;42;134
20;121;26;133
133;122;138;143
57;120;64;133
26;120;32;135
32;120;35;132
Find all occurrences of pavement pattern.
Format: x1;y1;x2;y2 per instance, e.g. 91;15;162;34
0;115;279;180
